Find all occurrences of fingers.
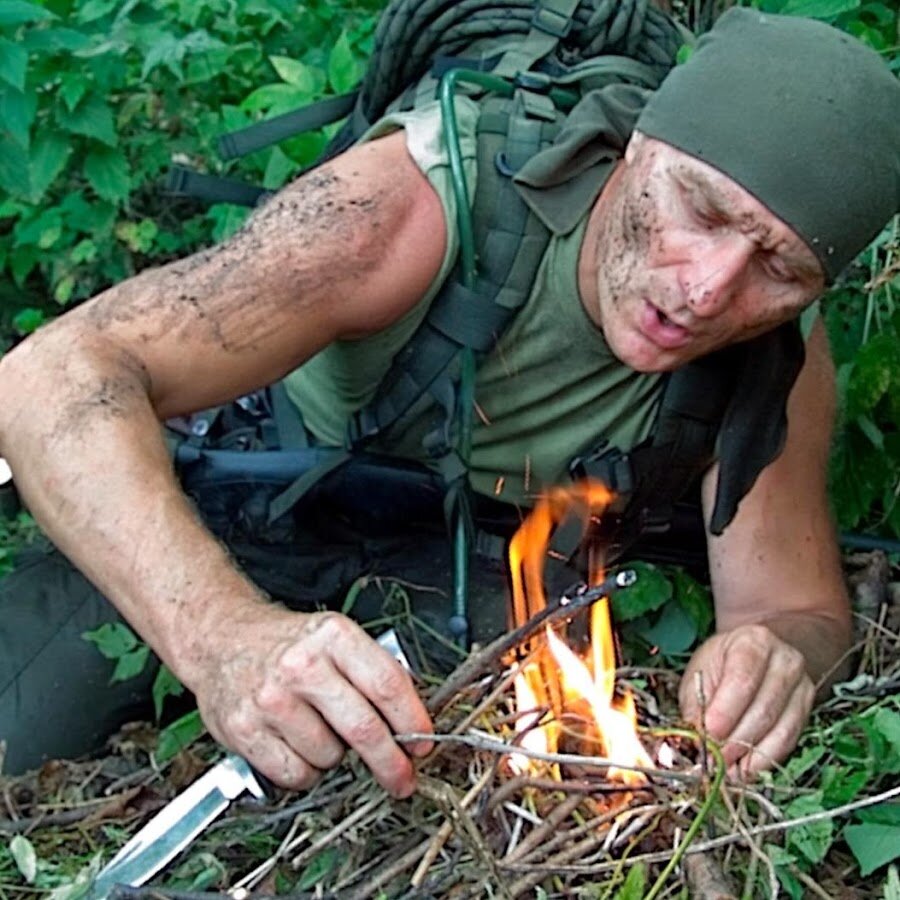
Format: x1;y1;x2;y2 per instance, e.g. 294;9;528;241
732;677;814;777
269;614;432;797
681;625;815;776
198;610;433;797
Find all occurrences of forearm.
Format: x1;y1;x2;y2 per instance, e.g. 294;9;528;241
0;326;268;687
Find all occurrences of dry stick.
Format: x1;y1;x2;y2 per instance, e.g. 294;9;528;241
396;731;700;784
506;811;638;898
411;768;496;889
426;573;629;715
719;784;777;900
503;793;584;864
332;832;426;895
344;839;436;900
789;864;835;900
289;792;387;869
504;781;900;876
422;773;514;899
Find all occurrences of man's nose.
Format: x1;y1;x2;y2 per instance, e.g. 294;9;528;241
679;234;754;316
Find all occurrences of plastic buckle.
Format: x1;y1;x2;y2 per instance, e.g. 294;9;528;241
532;3;574;39
514;70;553;93
347;410;379;447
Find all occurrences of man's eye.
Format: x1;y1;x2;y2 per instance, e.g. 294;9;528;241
690;200;721;228
762;256;796;284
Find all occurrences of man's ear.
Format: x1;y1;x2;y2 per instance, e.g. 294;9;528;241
624;129;646;164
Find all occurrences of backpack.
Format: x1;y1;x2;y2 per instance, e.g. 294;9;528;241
167;0;804;642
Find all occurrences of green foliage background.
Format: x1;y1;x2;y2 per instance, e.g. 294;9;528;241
0;0;898;537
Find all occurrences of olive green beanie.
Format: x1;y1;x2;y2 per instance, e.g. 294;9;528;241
635;8;900;281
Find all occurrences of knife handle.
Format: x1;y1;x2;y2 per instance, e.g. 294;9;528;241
248;764;278;801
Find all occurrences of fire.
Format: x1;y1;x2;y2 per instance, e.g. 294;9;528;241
508;483;651;785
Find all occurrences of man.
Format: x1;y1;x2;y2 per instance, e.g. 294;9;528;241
0;6;897;794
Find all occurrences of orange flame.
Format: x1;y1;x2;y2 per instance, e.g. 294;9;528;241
508;483;650;784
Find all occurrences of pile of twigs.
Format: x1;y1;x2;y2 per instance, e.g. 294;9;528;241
2;551;900;898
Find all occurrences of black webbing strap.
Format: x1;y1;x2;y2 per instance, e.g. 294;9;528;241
217;91;360;160
347;92;559;451
269;381;310;450
165;165;271;207
347;280;513;443
571;352;736;556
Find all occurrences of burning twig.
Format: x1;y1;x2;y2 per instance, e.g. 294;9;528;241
426;570;637;715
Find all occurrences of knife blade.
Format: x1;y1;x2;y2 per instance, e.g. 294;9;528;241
86;753;264;899
87;628;412;898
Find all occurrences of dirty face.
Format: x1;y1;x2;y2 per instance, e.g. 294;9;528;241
578;133;825;373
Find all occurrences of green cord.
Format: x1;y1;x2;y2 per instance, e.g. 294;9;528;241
437;67;515;642
642;727;726;900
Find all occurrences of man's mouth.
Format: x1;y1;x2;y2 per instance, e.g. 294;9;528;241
639;300;693;350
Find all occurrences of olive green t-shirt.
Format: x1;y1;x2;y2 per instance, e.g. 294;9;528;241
284;99;665;506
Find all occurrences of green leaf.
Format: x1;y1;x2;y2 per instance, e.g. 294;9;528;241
821;764;869;806
82;621;138;659
263;145;297;189
857;802;900;827
110;644;150;683
241;81;310;114
9;834;37;883
12;307;44;334
0;0;55;27
610;562;673;622
614;862;647;899
845;823;900;876
152;665;185;721
782;744;826;782
22;26;92;53
70;238;97;264
872;709;900;748
638;597;697;655
0;38;26;91
156;709;205;763
0;84;36;148
28;131;71;202
140;31;183;80
13;306;45;334
115;219;158;253
270;54;316;91
297;847;340;890
74;0;117;23
327;30;360;94
780;0;860;16
207;202;249;241
58;74;90;112
0;133;30;199
670;568;713;637
57;92;117;146
53;273;75;305
84;146;130;202
784;791;835;864
857;413;885;450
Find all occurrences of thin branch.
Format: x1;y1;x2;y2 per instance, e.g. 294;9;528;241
396;730;701;784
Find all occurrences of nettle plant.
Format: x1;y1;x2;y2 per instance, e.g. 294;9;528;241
0;0;381;343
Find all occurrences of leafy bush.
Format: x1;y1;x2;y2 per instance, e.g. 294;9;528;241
0;0;382;346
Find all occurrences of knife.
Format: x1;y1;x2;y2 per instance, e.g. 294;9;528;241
86;628;412;898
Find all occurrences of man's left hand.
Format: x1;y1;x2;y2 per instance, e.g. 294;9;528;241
679;624;815;776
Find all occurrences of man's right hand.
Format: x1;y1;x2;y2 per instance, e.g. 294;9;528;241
192;606;434;797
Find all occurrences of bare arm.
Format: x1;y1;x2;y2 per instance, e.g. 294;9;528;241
680;319;851;774
0;131;445;793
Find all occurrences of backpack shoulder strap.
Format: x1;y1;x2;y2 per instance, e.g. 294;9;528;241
346;89;563;461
